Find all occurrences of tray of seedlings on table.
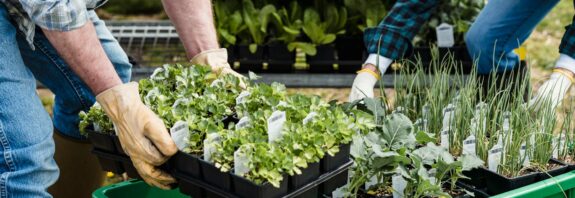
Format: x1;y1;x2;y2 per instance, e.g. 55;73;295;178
80;64;361;198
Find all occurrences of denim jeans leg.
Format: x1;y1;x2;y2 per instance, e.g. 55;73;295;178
465;0;559;74
0;5;58;198
18;11;132;140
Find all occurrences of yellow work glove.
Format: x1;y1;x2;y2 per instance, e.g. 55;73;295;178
529;68;574;111
190;48;246;88
96;82;178;190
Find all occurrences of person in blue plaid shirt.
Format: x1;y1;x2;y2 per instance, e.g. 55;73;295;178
350;0;575;111
0;0;244;197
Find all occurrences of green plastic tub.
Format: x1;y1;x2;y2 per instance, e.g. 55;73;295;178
492;171;575;198
93;180;188;198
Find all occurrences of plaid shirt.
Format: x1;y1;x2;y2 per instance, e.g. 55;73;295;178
364;0;439;60
2;0;107;49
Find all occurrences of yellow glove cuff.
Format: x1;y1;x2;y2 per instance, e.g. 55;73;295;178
357;68;381;80
553;68;575;84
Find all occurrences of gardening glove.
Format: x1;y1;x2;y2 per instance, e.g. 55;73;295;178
529;68;574;111
349;68;380;102
96;82;178;190
191;48;246;88
348;54;393;102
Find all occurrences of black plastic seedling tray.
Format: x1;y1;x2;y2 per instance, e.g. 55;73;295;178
539;158;569;180
111;136;127;156
320;168;348;196
237;45;265;73
174;160;353;198
232;173;289;198
482;167;539;195
88;131;117;153
460;167;486;188
199;158;232;191
321;143;351;173
289;162;320;198
171;151;203;178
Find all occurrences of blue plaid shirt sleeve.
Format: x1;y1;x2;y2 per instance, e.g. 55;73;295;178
364;0;439;60
559;14;575;59
18;0;90;31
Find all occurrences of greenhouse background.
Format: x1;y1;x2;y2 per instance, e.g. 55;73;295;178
30;0;575;197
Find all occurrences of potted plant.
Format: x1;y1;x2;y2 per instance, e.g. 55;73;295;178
214;0;247;66
301;5;345;73
237;0;276;72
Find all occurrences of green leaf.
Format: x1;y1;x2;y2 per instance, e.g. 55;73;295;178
249;44;258;54
460;154;484;171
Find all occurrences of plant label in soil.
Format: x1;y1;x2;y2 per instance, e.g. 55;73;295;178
303;111;318;124
422;105;430;132
392;174;407;198
236;91;250;105
204;133;222;162
267;110;286;143
428;168;437;184
520;143;529;167
170;120;190;151
364;175;379;190
436;23;454;47
552;134;566;158
93;123;101;132
236;116;251;129
488;144;503;172
440;129;450;150
234;147;250;176
463;135;476;156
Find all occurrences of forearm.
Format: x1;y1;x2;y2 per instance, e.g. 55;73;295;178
42;23;122;95
162;0;219;59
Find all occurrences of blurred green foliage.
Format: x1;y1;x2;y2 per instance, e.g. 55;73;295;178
102;0;163;15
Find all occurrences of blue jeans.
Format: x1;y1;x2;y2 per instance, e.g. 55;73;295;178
0;4;131;198
465;0;560;74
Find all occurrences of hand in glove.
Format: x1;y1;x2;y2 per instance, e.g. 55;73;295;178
349;66;380;102
529;68;574;111
191;48;246;88
97;82;178;189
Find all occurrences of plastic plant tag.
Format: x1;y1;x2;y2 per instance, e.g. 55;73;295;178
520;143;529;167
488;144;503;172
392;174;407;198
552;135;565;158
364;175;378;190
235;91;250;104
394;106;405;114
236;117;251;129
234;147;250;176
170;121;190;151
113;124;119;136
436;23;454;47
303;112;318;125
267;111;286;143
203;133;222;162
422;105;430;132
93;123;102;132
440;129;450;149
463;135;476;156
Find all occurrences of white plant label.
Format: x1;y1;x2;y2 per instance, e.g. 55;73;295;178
234;149;250;176
520;143;529;167
203;133;222;162
422;105;430;132
303;112;318;124
436;23;454;47
428;169;437;184
170;121;190;151
392;174;407;198
364;175;378;190
267;111;286;143
235;91;250;104
552;134;565;158
488;144;503;172
236;117;251;129
93;123;102;132
463;135;477;156
440;129;450;150
210;79;223;87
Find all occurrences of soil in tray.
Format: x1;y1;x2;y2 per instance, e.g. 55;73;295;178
538;159;568;180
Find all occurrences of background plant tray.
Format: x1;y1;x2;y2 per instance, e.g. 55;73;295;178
173;160;353;198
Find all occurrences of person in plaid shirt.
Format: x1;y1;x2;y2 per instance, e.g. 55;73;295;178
0;0;243;197
350;0;575;111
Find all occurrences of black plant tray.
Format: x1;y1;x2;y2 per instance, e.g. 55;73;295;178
321;143;351;173
91;149;125;174
237;45;265;73
171;151;203;178
289;162;320;198
232;173;289;198
199;158;232;191
460;167;486;188
320;168;348;196
539;158;569;180
267;44;295;73
482;167;539;195
111;136;127;156
338;60;363;73
87;130;117;153
174;160;353;198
